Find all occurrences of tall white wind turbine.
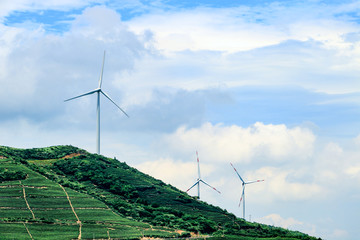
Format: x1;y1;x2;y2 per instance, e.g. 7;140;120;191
65;51;129;154
186;151;221;199
230;163;264;220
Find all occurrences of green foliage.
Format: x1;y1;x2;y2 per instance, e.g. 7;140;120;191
53;156;140;199
0;168;27;182
0;145;86;160
0;156;178;239
0;145;321;240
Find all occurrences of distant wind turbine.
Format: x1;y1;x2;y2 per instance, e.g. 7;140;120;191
186;151;221;199
230;163;264;220
65;51;129;154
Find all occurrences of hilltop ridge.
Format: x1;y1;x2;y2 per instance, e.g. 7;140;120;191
0;145;320;239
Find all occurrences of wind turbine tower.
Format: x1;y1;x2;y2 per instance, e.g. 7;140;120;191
186;151;221;199
65;51;129;154
230;163;264;220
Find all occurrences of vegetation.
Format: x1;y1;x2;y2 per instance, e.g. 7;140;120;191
0;145;321;239
0;168;27;182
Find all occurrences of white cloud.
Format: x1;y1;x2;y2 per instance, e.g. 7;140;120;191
161;122;316;164
332;229;349;239
257;213;321;237
127;3;360;53
128;7;289;53
120;2;360;98
251;167;324;201
315;142;345;182
112;40;360;111
345;166;360;177
134;158;214;190
0;6;150;122
324;142;343;156
353;133;360;146
0;118;91;149
70;6;126;40
257;213;303;229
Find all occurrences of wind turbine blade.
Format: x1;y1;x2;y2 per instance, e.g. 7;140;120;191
245;179;265;185
99;51;106;89
239;187;245;207
196;151;201;180
230;163;245;184
199;180;221;194
186;181;199;192
64;89;99;102
100;90;129;118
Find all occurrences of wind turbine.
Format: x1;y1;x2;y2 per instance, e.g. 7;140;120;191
230;163;264;220
65;51;129;154
186;151;221;199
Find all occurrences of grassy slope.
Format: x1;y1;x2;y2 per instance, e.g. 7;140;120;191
0;145;320;240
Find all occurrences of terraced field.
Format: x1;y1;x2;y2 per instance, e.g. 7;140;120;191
0;157;179;239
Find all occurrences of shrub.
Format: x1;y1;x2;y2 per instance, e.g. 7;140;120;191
0;169;27;182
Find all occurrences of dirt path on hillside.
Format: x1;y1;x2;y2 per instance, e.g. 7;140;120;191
19;181;35;220
107;229;111;240
23;222;34;240
58;183;82;240
0;185;47;189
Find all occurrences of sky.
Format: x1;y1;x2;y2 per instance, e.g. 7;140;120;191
0;0;360;239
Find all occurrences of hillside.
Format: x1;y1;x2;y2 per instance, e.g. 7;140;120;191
0;145;320;240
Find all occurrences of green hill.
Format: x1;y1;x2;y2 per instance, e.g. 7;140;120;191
0;145;320;240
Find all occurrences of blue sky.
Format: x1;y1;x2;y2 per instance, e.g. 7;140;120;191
1;1;360;239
